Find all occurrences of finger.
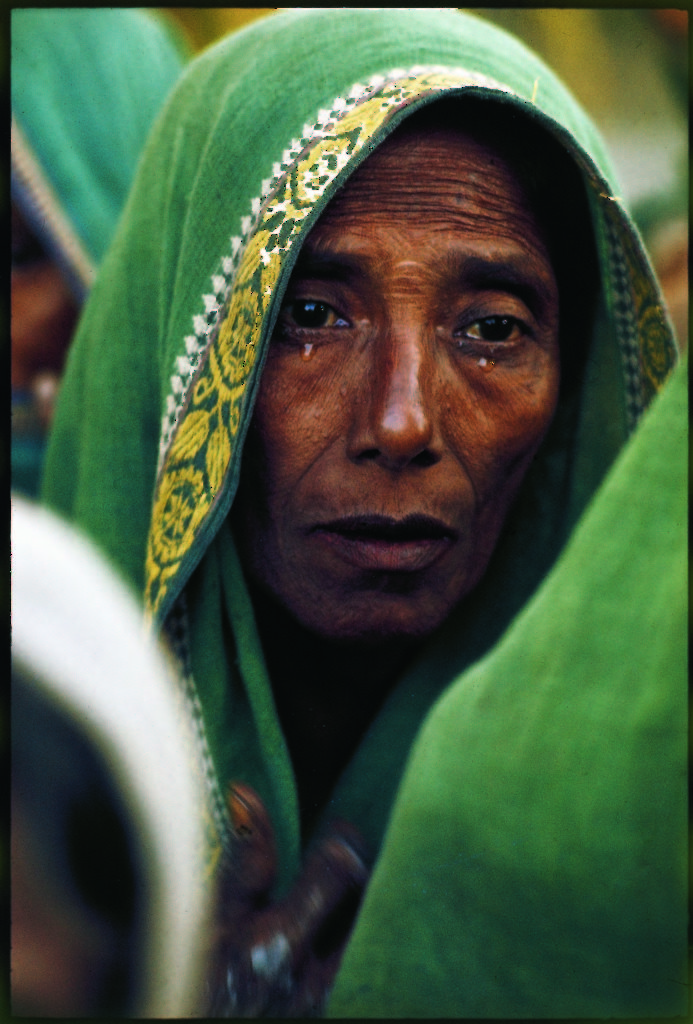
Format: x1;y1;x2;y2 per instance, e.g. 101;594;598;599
208;822;369;1018
219;781;278;906
272;824;370;970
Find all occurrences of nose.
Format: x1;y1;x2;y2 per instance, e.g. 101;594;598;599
348;325;440;470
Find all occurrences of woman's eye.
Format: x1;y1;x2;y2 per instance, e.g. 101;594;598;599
285;299;348;329
464;316;524;343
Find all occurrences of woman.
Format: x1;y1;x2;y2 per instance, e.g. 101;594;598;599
11;8;189;496
42;9;684;1016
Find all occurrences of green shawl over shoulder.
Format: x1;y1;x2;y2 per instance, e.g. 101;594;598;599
43;9;684;1016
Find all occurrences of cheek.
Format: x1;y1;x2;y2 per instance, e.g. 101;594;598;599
11;265;78;384
442;360;560;491
245;350;351;504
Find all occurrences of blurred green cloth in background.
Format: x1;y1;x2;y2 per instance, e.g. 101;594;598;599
11;8;190;498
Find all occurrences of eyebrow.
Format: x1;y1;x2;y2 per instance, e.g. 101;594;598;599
290;249;365;283
448;254;555;315
291;248;555;313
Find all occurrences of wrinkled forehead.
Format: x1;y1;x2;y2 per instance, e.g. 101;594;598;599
309;116;554;255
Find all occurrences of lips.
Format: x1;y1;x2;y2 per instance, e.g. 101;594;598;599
311;513;456;572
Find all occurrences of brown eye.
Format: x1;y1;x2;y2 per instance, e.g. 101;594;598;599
286;300;348;329
467;316;522;342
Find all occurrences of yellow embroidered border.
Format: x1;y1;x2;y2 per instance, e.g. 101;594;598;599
563;149;676;424
145;69;511;618
599;196;677;423
613;205;676;400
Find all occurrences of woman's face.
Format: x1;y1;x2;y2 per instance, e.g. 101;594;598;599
233;126;561;642
11;203;79;395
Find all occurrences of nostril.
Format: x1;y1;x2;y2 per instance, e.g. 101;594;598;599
411;449;437;468
354;445;438;469
358;448;381;462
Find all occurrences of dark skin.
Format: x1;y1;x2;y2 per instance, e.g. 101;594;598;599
235;126;560;810
211;125;561;1015
207;783;369;1017
11;203;79;424
237;131;560;644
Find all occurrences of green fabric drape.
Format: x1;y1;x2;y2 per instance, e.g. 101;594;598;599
329;354;688;1018
42;9;684;1015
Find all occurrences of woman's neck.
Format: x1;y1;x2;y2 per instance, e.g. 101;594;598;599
249;585;418;836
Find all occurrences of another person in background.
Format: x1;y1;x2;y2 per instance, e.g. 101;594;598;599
42;8;685;1017
11;8;189;497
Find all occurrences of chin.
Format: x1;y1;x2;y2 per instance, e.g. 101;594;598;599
299;594;455;646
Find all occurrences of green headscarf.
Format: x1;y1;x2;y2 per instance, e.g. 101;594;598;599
42;9;683;1014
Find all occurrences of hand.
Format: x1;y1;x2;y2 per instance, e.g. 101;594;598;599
205;782;369;1018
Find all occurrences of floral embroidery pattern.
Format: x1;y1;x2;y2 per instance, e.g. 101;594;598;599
601;199;675;423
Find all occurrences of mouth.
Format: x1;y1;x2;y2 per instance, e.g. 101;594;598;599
311;514;456;572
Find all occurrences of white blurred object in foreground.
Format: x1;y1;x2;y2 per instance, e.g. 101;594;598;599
11;494;212;1017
